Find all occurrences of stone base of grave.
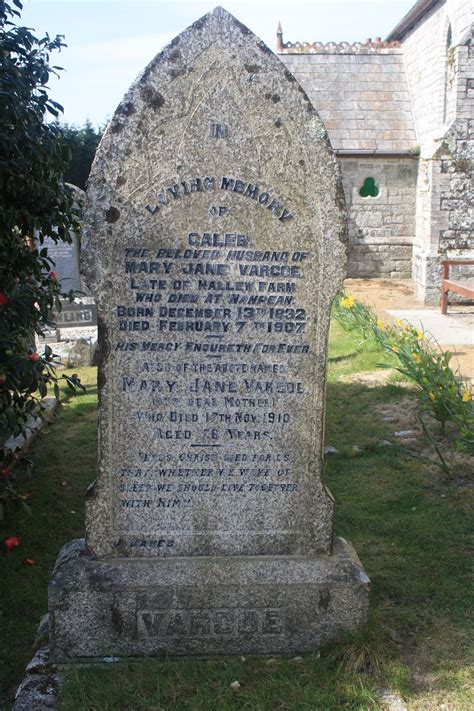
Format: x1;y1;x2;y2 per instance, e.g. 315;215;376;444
48;537;369;662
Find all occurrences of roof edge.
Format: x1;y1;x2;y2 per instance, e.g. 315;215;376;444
335;149;419;158
278;40;401;55
276;20;400;54
386;0;440;42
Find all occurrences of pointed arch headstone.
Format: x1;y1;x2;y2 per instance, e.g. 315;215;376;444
49;7;369;661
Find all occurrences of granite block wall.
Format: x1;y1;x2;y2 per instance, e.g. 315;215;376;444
402;0;471;153
402;0;473;302
438;120;474;253
338;158;417;278
277;4;474;300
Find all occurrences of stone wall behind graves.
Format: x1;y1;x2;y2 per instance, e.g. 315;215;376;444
340;157;417;278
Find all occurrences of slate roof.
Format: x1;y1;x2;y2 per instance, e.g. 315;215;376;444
386;0;438;41
279;51;418;153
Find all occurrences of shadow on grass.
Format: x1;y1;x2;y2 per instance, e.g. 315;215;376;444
60;654;382;711
2;370;472;710
328;351;358;363
324;380;473;705
0;368;98;707
58;380;472;709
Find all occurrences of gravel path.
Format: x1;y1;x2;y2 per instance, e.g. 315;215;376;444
344;279;474;379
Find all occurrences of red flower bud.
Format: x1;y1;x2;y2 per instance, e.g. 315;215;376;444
0;292;10;307
1;466;11;478
28;353;39;362
24;558;36;566
49;271;57;282
4;536;21;550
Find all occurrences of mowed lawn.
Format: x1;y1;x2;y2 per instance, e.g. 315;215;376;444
0;321;472;710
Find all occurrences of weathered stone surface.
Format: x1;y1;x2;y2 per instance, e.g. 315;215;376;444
65;337;96;367
13;646;60;711
49;7;369;660
49;537;369;661
82;6;346;561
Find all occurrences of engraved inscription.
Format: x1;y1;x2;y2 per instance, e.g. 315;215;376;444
144;176;293;222
208;206;228;216
81;3;348;565
209;122;229;139
137;608;285;638
110;201;317;548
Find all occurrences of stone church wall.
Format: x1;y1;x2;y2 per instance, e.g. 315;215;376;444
401;0;473;303
402;0;471;151
402;1;452;151
277;0;472;302
339;157;417;278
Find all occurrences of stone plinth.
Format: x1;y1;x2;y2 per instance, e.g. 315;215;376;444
49;538;368;661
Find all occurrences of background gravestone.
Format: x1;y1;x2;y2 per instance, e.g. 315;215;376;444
44;184;85;294
49;7;369;660
39;184;98;354
44;232;81;293
41;184;97;343
52;299;97;331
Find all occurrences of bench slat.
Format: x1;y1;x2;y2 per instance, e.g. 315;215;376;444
441;278;474;314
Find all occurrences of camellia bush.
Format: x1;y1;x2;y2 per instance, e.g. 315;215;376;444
0;0;83;518
334;291;473;456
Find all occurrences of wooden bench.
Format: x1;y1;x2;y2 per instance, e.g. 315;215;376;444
441;259;474;314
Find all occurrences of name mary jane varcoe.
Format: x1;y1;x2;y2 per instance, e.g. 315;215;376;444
48;7;369;660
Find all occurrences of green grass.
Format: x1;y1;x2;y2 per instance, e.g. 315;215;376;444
327;320;396;380
0;367;98;705
1;328;473;710
60;657;381;711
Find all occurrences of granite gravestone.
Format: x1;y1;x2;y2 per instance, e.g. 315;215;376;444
44;185;85;294
49;7;369;661
43;184;98;334
44;233;81;292
53;299;97;330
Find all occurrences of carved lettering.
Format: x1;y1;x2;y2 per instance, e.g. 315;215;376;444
136;608;286;639
209;123;228;138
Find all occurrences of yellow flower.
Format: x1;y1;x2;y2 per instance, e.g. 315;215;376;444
428;391;435;401
412;352;421;363
377;319;385;330
392;345;399;353
417;331;424;340
340;294;355;309
396;319;403;328
462;390;472;402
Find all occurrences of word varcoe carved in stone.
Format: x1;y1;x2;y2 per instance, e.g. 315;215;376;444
49;6;369;661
